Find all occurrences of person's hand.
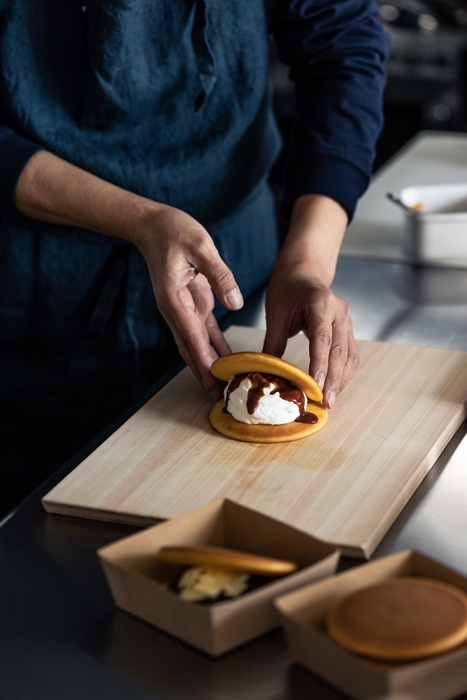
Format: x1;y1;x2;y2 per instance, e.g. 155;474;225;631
263;262;359;409
15;151;243;396
262;193;359;409
132;205;243;396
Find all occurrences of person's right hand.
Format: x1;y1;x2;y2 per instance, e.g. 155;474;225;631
132;205;244;396
15;150;243;395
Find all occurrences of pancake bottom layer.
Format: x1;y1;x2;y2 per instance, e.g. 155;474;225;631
209;400;328;443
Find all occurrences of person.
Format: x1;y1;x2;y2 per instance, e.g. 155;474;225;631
0;0;388;513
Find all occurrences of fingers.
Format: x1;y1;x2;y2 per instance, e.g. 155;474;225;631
183;242;241;389
262;278;302;358
193;236;244;312
158;273;232;398
142;210;241;393
341;328;360;392
206;313;232;358
307;292;359;409
262;316;289;359
188;275;232;376
163;287;216;387
187;275;231;357
321;327;359;409
319;318;348;410
205;315;231;400
263;270;359;409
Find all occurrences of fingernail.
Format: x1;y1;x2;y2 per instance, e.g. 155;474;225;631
315;371;325;390
225;288;243;310
327;390;336;409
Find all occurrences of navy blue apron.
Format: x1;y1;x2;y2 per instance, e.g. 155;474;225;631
0;0;281;510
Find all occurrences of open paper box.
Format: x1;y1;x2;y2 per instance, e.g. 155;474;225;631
275;550;467;700
98;498;339;656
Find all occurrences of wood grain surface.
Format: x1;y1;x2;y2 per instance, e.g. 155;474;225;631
42;327;467;557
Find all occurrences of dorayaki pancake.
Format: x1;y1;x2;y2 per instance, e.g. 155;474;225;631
210;352;323;401
209;352;327;442
327;577;467;661
156;545;298;576
209;399;328;443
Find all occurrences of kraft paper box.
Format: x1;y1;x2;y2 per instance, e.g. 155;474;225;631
97;498;339;657
275;550;467;700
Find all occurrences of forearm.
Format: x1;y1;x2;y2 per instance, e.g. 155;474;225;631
15;150;161;244
276;193;348;286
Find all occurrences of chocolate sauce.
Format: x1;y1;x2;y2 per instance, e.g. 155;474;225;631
225;373;247;406
295;412;318;424
225;372;307;416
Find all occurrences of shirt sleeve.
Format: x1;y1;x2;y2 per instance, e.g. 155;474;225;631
271;0;390;220
0;126;44;213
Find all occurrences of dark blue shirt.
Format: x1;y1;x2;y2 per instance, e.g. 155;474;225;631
0;0;389;222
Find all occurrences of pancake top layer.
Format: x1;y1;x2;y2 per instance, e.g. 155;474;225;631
327;577;467;661
211;352;323;402
156;545;298;576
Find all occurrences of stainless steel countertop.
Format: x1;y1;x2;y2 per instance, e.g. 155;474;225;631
335;257;467;351
333;257;467;579
2;254;467;700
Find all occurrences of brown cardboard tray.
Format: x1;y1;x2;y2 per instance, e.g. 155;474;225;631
98;498;339;657
275;550;467;700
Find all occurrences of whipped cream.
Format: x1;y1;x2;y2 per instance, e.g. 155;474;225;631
224;372;307;425
178;566;250;602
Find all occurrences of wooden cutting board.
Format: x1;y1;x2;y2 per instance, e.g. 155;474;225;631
43;326;467;558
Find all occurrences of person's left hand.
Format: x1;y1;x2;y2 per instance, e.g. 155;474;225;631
262;193;360;409
263;261;359;409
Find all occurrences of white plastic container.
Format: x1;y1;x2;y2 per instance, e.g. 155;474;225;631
400;182;467;261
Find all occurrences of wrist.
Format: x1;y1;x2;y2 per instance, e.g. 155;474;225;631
278;193;348;286
122;197;169;249
270;257;333;291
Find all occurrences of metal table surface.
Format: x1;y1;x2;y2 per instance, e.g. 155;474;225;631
2;254;467;700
